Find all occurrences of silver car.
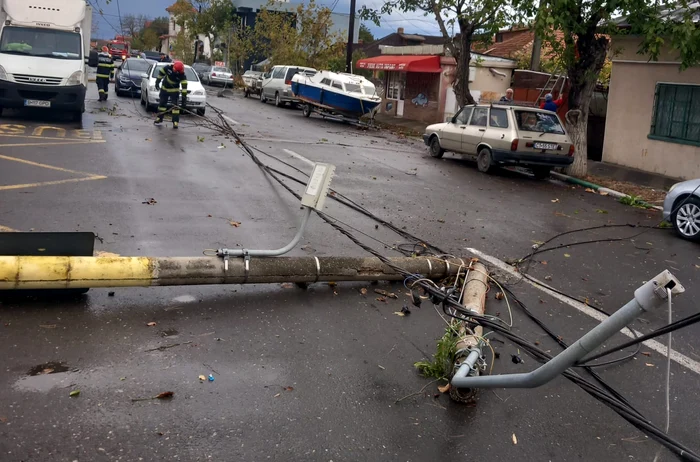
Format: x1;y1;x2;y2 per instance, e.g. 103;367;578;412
663;179;700;241
260;65;316;107
203;66;234;86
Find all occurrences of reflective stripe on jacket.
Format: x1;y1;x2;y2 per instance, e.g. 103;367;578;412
97;52;115;78
156;65;188;94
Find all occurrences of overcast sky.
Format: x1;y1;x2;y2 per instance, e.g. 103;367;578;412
88;0;443;40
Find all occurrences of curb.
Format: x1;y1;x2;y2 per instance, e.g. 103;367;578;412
550;171;663;211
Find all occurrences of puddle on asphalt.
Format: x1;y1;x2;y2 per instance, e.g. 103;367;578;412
16;362;78;392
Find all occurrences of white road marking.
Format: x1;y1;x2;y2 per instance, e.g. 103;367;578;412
466;247;700;376
221;114;239;125
283;149;316;168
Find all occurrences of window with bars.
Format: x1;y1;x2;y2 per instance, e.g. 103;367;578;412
649;83;700;146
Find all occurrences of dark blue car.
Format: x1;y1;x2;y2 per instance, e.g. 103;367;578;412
115;58;155;97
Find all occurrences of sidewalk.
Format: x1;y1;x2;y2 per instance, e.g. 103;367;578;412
586;161;678;190
373;112;428;136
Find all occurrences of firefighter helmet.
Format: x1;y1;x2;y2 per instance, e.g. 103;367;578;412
173;61;185;73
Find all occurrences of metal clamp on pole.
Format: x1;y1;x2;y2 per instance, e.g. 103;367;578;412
216;162;335;262
451;270;685;390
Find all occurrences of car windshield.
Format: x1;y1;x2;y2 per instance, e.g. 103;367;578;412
123;59;150;72
0;26;81;59
212;67;231;73
153;65;198;81
111;43;127;50
515;110;565;134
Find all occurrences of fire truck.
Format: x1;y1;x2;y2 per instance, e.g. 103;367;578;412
108;35;130;60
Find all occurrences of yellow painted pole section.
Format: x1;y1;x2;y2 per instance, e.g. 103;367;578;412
0;256;156;290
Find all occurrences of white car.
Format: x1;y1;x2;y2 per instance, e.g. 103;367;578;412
140;63;207;116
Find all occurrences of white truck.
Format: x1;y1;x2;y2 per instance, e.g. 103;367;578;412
0;0;98;121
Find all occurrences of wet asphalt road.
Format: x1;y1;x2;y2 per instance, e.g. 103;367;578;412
0;84;699;461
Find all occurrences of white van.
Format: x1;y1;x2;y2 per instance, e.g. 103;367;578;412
260;65;316;107
0;0;98;121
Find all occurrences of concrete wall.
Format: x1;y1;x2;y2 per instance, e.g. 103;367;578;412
403;73;441;123
602;36;700;180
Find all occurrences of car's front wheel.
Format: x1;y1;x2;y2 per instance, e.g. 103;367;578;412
672;196;700;241
429;136;444;158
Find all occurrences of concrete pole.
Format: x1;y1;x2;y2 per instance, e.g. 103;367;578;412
456;261;489;350
0;255;465;290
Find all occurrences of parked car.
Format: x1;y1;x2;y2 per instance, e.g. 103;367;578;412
202;66;234;86
242;70;263;97
663;179;700;241
260;65;317;107
140;63;207;116
140;50;161;61
422;104;574;179
114;58;155;97
192;62;211;80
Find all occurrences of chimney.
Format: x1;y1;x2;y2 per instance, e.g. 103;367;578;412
397;27;404;34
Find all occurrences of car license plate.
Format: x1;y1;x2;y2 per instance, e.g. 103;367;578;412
534;142;557;150
24;99;51;108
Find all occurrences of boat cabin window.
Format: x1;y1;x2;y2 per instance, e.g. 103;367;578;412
331;81;343;90
321;78;331;85
345;83;362;93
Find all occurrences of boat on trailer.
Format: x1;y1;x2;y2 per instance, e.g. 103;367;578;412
291;70;381;124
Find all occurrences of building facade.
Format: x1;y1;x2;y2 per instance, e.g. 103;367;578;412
602;35;700;180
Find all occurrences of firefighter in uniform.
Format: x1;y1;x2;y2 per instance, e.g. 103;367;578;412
154;60;189;129
96;46;115;101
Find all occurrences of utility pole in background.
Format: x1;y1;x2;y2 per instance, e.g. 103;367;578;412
530;34;542;71
345;0;356;73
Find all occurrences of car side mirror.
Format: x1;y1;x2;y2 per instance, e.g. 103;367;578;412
87;50;98;67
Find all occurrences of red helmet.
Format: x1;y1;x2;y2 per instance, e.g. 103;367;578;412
173;61;185;73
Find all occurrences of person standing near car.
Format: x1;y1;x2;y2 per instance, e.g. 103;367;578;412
96;46;115;101
154;61;189;129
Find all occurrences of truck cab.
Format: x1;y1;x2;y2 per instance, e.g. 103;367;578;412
0;0;98;121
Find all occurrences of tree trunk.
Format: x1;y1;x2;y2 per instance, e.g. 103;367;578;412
564;35;608;177
453;20;475;106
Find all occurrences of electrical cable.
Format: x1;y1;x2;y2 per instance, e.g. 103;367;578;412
203;104;699;461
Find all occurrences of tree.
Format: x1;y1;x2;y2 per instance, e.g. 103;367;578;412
122;14;148;42
359;23;375;43
188;0;237;53
254;0;345;69
141;28;160;51
361;0;518;106
529;1;700;176
172;29;194;63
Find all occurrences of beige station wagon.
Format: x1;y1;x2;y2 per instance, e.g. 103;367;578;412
423;103;575;179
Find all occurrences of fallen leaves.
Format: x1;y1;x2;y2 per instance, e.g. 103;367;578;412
199;375;206;381
376;296;387;303
393;311;405;317
147;322;157;327
564;253;571;258
599;191;609;196
39;324;57;329
641;352;651;357
596;209;608;214
283;386;294;392
438;383;451;393
645;363;655;367
585;188;596;193
69;390;80;397
228;220;241;227
374;289;398;299
280;283;294;289
142;198;157;205
131;391;175;402
512;433;518;445
360;288;368;296
551;198;560;203
495;292;504;300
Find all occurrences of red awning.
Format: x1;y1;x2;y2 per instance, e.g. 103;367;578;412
356;55;442;73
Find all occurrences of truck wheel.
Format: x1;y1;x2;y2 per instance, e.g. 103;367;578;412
477;148;494;173
429;137;444;158
302;104;312;118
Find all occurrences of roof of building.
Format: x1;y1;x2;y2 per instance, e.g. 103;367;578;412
612;3;699;28
481;31;535;58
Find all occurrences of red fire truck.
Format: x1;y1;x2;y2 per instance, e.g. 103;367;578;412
108;35;130;60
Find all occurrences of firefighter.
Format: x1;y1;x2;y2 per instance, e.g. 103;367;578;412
154;60;189;129
96;46;115;101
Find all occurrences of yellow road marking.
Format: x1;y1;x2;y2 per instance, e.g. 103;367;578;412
0;140;105;148
0;133;105;141
0;225;18;232
0;176;107;191
0;154;101;176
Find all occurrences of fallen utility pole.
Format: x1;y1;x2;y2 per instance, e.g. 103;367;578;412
0;255;466;290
